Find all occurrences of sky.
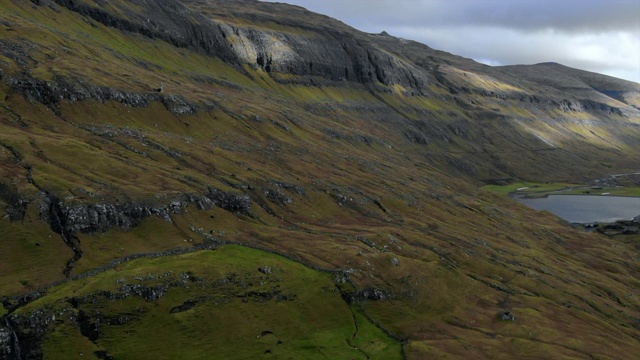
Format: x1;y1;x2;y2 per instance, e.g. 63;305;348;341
261;0;640;83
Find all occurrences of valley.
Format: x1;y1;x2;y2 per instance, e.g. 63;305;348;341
486;173;640;223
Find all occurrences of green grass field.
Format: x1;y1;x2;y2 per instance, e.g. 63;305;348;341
20;245;403;359
483;181;640;198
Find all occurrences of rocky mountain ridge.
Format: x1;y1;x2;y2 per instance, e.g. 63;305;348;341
1;0;640;359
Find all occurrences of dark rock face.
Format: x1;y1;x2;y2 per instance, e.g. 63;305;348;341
6;76;199;115
404;130;430;144
37;188;250;236
77;310;100;342
218;22;430;91
169;298;208;314
40;0;240;64
269;181;305;196
206;187;252;215
26;0;430;92
237;290;296;303
20;187;250;277
75;307;146;344
499;311;516;321
2;309;56;360
264;188;292;206
0;324;14;360
40;192;84;277
342;288;390;304
48;199;184;234
119;284;170;302
94;350;114;360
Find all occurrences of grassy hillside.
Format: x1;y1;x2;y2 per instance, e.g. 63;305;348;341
1;0;639;359
16;245;403;359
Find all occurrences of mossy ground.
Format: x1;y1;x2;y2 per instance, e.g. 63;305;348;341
0;205;73;295
24;245;403;359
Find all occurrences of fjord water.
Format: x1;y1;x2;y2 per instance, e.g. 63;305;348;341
516;195;640;223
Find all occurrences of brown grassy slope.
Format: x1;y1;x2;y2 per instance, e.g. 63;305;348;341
1;0;639;181
0;0;639;359
2;94;639;358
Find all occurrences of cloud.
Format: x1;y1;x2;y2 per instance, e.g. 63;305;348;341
260;0;640;82
366;0;639;33
273;0;640;33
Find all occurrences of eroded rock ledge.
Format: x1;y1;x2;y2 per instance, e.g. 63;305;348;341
6;76;200;115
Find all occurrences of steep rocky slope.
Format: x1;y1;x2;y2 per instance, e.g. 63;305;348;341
500;62;640;110
0;0;639;359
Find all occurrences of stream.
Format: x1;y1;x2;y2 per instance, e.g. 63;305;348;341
4;318;21;360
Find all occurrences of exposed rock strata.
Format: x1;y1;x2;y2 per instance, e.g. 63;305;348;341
35;187;251;236
7;76;199;115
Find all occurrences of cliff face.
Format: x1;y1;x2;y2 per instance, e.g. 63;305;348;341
14;0;640;110
45;0;240;62
34;0;434;91
1;1;640;359
216;20;433;91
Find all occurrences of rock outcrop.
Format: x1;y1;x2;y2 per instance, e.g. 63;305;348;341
7;76;199;115
42;0;240;64
36;187;251;236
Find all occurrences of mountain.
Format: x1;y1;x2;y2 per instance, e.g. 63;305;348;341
500;62;640;109
1;0;639;359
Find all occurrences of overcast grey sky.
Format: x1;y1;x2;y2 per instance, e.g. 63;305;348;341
262;0;640;83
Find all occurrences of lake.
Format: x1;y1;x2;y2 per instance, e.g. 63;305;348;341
515;195;640;223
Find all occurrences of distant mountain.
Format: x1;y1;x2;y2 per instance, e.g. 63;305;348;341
500;62;640;109
1;1;639;359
